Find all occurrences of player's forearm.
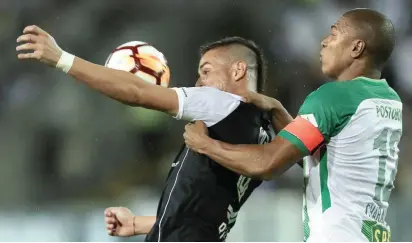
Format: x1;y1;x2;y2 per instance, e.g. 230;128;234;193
248;93;292;132
270;100;293;132
200;137;275;180
67;56;148;106
134;216;156;235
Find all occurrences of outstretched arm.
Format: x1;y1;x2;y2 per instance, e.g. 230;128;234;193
16;25;179;115
69;57;179;113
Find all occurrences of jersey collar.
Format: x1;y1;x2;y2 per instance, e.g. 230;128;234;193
352;76;387;83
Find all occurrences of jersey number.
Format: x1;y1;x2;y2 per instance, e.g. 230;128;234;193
373;128;401;203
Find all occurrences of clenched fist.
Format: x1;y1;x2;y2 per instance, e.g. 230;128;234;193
183;121;209;154
16;25;63;67
104;207;135;237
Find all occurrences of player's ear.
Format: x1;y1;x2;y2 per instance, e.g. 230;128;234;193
232;61;247;82
351;39;366;59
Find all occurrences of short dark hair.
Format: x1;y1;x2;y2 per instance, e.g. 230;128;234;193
344;8;395;67
199;36;267;93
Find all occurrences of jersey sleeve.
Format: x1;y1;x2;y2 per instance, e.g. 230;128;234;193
278;85;338;155
171;86;243;127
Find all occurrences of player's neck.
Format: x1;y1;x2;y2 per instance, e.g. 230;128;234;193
230;89;245;97
228;86;249;97
337;63;382;81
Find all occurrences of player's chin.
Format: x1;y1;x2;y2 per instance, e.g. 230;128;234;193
321;65;333;78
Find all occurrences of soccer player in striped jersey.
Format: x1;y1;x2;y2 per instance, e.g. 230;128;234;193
183;8;402;242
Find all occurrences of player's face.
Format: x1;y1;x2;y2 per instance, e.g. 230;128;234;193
197;49;232;91
320;17;355;79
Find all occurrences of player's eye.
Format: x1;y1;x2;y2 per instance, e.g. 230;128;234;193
203;70;210;75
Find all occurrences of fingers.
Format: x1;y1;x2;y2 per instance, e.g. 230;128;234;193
106;223;117;236
16;35;44;60
104;208;113;217
17;52;41;60
183;124;195;141
16;43;37;52
184;122;207;134
106;221;116;231
106;222;116;230
183;125;195;146
107;223;116;236
17;34;42;44
23;25;49;36
194;120;207;130
105;209;117;236
105;216;117;224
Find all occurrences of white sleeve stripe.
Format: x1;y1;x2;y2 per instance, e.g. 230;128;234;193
171;88;184;120
181;88;188;97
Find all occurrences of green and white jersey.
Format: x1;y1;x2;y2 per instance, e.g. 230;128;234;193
278;77;403;242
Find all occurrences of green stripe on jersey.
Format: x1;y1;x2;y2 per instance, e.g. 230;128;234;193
303;204;310;241
278;130;309;155
303;158;310;241
319;148;331;211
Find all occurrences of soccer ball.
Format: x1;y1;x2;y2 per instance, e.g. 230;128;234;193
105;41;170;87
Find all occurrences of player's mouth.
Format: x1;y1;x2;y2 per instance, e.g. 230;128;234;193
319;50;325;63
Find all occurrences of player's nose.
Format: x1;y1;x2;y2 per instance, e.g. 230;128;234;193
321;36;328;48
195;78;204;87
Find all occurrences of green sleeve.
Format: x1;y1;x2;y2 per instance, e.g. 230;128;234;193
297;83;341;142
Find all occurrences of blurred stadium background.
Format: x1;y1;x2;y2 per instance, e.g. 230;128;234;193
1;0;411;241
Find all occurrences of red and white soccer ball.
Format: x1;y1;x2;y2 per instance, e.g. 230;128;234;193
105;41;170;87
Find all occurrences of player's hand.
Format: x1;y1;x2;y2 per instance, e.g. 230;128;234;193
183;121;209;153
16;25;63;67
104;207;135;237
241;91;280;112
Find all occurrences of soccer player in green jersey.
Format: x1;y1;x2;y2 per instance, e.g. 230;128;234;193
183;8;402;242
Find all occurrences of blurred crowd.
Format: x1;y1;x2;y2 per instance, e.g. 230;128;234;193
0;0;411;241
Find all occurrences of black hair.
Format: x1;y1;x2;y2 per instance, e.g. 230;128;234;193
344;8;395;67
199;36;267;93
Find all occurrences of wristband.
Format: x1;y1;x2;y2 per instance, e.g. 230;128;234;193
56;51;75;73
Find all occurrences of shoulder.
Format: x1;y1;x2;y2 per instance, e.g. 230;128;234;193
300;82;346;113
306;81;347;103
388;86;402;102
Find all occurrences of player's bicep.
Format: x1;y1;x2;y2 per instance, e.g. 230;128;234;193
278;116;325;155
138;84;179;116
262;136;305;179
